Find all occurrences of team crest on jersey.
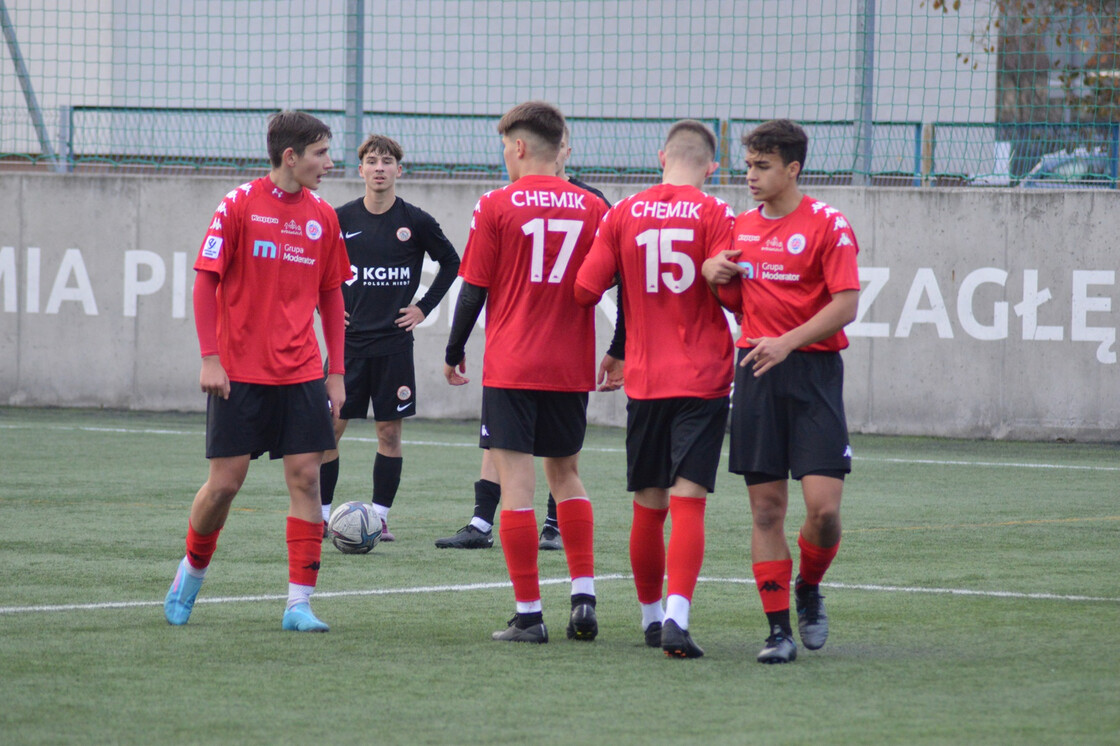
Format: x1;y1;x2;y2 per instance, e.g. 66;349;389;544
306;220;322;240
202;236;223;259
786;233;806;255
737;260;755;279
397;385;412;401
396;227;411;242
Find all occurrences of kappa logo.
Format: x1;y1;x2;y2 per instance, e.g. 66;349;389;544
302;561;321;571
759;581;785;592
480;424;490;438
209;217;222;231
396;227;412;242
843;445;853;458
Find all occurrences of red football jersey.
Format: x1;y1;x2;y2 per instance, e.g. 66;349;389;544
726;195;860;352
194;176;352;384
576;183;735;399
459;174;607;391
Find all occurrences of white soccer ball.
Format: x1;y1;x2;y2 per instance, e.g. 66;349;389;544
327;501;382;554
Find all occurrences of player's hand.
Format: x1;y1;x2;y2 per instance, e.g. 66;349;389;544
444;359;469;386
199;356;230;399
343;311;351;328
741;336;793;377
395;305;425;332
596;354;624;392
702;249;746;285
325;373;345;421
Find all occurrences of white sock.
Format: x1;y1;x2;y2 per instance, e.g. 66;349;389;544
372;503;389;522
182;556;207;580
640;601;664;630
321;505;331;522
571;576;595;598
469;517;493;532
665;594;691;629
287;582;313;610
516;600;543;614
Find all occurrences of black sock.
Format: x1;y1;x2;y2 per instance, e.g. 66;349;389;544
320;458;339;507
473;479;501;525
544;493;559;529
373;453;402;509
766;610;793;636
516;611;543;628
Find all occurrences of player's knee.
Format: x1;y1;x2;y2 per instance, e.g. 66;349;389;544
807;505;841;536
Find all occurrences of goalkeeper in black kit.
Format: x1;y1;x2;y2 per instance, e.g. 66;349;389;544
319;134;460;541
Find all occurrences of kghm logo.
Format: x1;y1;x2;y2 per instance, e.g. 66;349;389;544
253;240;278;259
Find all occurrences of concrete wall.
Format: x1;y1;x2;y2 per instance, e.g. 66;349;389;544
1;172;1117;441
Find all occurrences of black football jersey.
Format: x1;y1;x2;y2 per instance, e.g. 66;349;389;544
335;196;460;357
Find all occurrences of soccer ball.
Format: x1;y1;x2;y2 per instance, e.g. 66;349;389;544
327;501;382;554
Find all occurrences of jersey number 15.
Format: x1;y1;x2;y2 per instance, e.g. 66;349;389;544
637;228;695;294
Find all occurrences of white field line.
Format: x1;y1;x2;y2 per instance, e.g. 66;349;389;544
2;423;1118;471
1;574;1116;616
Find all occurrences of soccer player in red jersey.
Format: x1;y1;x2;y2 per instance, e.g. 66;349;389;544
575;120;736;658
444;101;608;643
702;119;860;663
163;111;352;633
434;123;614;553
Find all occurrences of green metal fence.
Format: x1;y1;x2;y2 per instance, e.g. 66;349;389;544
2;1;1118;187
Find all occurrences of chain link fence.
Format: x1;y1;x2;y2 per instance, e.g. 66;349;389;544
2;1;1117;186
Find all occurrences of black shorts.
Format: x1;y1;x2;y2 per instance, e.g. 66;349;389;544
338;350;416;421
729;350;851;481
480;387;588;458
206;380;336;460
626;396;729;493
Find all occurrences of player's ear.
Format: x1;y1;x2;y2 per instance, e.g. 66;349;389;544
706;161;719;179
788;160;802;180
658;150;667;169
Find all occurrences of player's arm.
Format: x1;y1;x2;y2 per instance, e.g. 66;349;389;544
743;289;859;377
399;220;463;332
443;281;487;386
319;286;347;420
193;269;230;400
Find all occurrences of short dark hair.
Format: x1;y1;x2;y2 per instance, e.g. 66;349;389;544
742;119;808;173
358;134;404;163
267;110;332;168
497;101;565;160
664;119;717;166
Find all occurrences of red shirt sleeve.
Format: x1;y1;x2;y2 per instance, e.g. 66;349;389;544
573;206;620;306
318;286;346;374
192;270;220;358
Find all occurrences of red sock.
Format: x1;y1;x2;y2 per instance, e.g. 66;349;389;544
629;501;668;604
556;497;594;581
666;495;705;601
798;533;840;585
753;559;793;613
499;509;540;602
185;521;220;570
286;516;323;587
